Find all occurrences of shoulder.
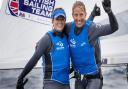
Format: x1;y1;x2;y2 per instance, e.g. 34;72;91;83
88;22;102;37
89;22;102;31
36;33;51;46
40;33;50;42
90;22;102;29
63;22;72;36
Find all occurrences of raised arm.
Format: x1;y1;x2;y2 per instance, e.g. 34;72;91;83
102;0;118;32
94;0;118;37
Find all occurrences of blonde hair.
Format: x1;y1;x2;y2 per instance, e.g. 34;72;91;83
72;1;86;14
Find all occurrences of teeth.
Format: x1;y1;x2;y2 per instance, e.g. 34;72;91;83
77;21;82;27
58;24;62;27
78;21;81;25
58;23;64;27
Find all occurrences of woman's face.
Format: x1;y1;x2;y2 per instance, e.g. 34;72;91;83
53;17;65;32
72;6;86;28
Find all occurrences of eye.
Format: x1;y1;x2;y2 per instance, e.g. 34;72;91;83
80;13;84;17
74;13;78;17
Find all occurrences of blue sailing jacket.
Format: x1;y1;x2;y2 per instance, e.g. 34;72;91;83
47;31;70;84
68;21;98;75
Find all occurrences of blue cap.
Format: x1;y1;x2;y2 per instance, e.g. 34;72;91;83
52;9;66;20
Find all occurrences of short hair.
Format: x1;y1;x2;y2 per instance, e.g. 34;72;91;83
72;1;86;14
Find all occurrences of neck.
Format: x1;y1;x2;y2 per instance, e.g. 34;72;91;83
53;29;64;38
53;29;62;33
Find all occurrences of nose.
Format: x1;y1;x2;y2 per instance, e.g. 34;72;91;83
77;15;81;21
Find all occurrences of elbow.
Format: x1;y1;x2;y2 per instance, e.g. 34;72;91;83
113;24;119;32
116;25;119;31
112;22;119;33
115;23;119;32
114;18;119;32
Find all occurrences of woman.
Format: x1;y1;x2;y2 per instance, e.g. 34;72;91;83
65;0;118;89
16;8;70;89
69;4;102;89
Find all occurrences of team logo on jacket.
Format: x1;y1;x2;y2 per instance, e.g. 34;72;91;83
69;38;76;48
81;42;87;47
8;0;19;16
56;41;64;50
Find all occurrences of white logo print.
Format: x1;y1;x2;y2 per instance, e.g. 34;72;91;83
81;42;87;47
70;38;76;48
56;41;64;50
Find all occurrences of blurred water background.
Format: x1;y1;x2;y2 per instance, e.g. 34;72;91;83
0;66;128;89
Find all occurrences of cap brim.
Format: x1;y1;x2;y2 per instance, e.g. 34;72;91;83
54;13;66;19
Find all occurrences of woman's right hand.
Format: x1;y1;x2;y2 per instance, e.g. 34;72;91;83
16;78;28;89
